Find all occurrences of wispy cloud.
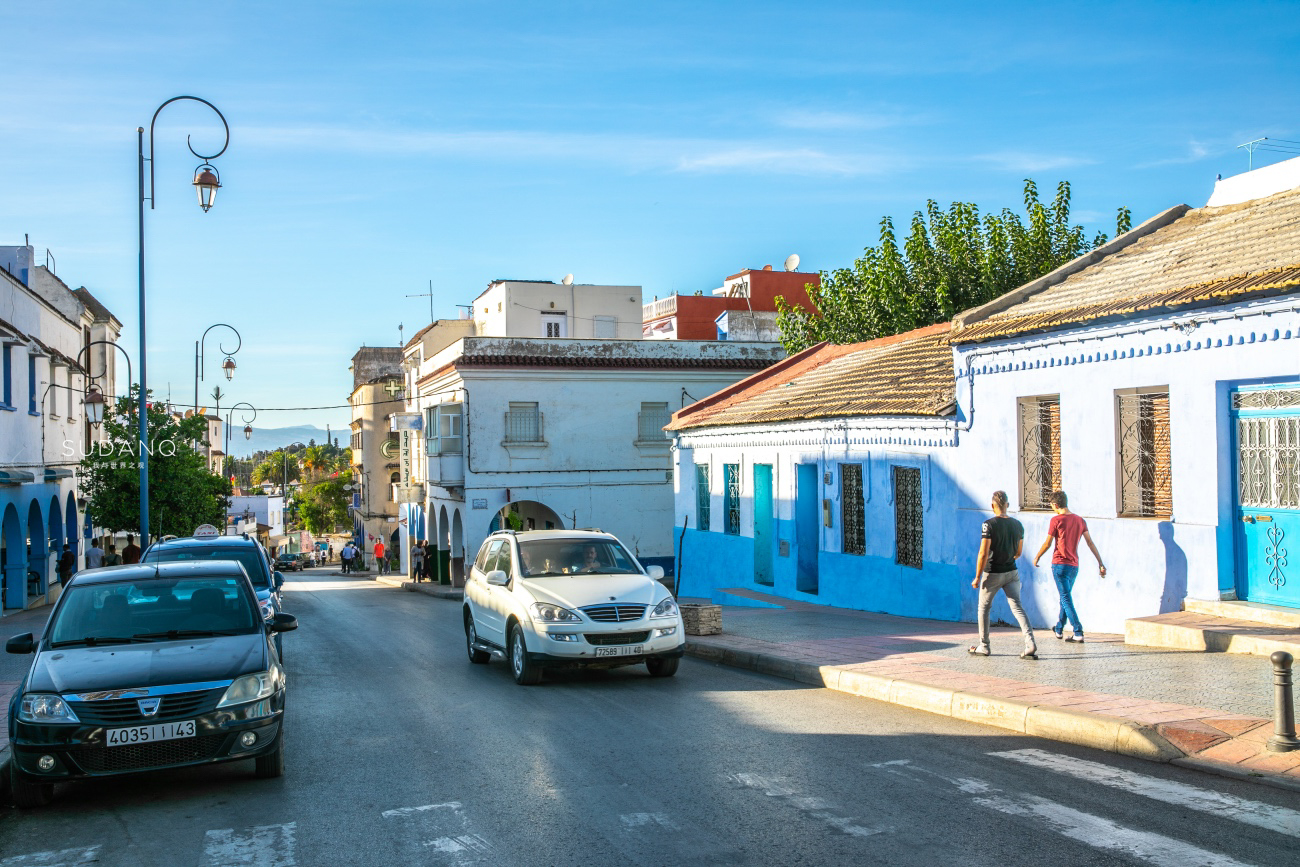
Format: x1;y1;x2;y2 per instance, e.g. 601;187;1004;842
771;108;922;132
1135;139;1212;168
970;151;1097;173
673;147;893;176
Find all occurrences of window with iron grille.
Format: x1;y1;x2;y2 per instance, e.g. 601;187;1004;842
1019;395;1061;510
724;463;740;535
1117;390;1172;517
894;466;922;568
637;402;672;442
841;464;865;555
504;402;542;442
695;464;711;531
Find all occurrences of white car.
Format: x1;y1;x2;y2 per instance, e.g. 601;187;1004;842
463;530;686;684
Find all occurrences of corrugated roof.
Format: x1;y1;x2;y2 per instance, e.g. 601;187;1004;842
668;323;955;431
952;184;1300;343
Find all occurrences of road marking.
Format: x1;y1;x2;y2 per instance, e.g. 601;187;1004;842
975;792;1258;867
424;835;493;854
0;847;101;866
383;801;494;864
729;773;889;837
991;748;1300;838
619;812;680;831
200;823;297;867
382;801;463;818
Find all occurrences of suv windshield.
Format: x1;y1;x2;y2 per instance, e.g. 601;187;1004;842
143;546;271;589
48;577;259;646
517;539;641;577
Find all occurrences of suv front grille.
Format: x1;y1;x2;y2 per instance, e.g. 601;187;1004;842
75;734;227;773
585;631;650;646
580;604;646;623
69;688;225;726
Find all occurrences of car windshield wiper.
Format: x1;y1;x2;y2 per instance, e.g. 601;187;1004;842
132;629;244;639
49;636;154;648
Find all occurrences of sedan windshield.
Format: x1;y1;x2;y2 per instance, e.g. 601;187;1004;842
517;539;642;577
47;577;260;647
143;546;270;588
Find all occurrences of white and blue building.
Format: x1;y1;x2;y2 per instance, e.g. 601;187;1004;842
670;157;1300;632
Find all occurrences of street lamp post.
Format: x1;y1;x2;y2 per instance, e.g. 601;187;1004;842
76;340;134;424
224;402;256;487
138;96;229;547
195;323;241;420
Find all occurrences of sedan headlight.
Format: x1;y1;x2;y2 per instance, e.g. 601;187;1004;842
19;694;80;724
530;602;581;623
651;597;679;618
217;664;284;708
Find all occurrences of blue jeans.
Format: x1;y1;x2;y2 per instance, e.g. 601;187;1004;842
1052;563;1082;635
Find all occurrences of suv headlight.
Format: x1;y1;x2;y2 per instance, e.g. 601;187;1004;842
18;694;80;724
259;597;275;620
217;664;285;707
651;597;679;618
530;602;581;623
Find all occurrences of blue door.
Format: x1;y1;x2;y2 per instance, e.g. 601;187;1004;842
753;464;774;586
1233;385;1300;608
795;464;819;594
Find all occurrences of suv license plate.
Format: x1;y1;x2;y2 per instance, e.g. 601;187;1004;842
595;646;642;657
106;720;196;746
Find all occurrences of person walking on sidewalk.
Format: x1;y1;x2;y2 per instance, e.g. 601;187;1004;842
373;539;386;574
1032;490;1106;643
970;490;1037;659
340;542;354;574
85;539;104;570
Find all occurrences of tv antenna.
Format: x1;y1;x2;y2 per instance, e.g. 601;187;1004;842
406;279;437;323
1237;137;1300;170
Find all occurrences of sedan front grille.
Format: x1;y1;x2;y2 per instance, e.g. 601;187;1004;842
585;631;650;646
580;604;646;623
69;688;225;726
75;734;227;773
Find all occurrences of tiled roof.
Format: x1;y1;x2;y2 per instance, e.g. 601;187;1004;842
668;323;955;431
72;287;120;324
951;185;1300;343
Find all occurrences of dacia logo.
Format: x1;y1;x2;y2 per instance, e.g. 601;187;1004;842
137;697;162;717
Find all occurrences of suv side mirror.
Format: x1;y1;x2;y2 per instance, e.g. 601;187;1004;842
6;633;35;654
645;565;665;579
486;569;509;587
270;612;298;632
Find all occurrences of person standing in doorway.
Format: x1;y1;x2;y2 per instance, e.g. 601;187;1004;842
1033;490;1106;643
122;534;141;565
85;539;104;570
424;541;436;583
373;539;386;574
970;490;1037;659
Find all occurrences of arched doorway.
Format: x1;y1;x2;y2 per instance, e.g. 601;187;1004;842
489;500;564;533
65;493;79;567
48;496;64;583
436;506;450;585
27;498;48;601
450;510;465;588
2;504;23;609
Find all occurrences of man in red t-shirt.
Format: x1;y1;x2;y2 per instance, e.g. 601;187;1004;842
1032;491;1106;642
373;539;386;574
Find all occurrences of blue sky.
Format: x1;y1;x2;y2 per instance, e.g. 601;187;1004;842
4;1;1299;432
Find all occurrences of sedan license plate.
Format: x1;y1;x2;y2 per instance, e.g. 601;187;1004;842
106;720;196;746
594;645;642;657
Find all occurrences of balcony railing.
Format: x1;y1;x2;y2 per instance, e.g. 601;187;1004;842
504;410;544;443
642;295;678;321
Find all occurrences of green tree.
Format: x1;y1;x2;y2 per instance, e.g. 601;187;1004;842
298;478;349;534
775;179;1133;352
80;388;231;538
251;450;301;487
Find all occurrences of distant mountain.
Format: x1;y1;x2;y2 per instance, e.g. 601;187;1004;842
223;425;347;458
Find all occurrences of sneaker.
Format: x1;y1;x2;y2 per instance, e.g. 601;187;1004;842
1020;648;1039;659
1052;627;1064;640
1069;634;1085;643
968;645;990;656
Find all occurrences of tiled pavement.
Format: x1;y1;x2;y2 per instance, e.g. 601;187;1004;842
683;589;1300;791
0;603;54;763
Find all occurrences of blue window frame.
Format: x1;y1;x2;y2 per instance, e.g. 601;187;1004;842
0;344;12;408
28;354;39;415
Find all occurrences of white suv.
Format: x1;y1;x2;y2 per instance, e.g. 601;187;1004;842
463;530;686;685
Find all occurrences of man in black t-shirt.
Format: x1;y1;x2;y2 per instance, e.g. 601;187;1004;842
970;491;1037;659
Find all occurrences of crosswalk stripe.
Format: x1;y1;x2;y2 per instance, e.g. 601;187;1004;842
200;822;297;867
730;772;890;837
0;847;101;867
976;792;1259;867
381;801;462;819
382;801;494;863
991;748;1300;838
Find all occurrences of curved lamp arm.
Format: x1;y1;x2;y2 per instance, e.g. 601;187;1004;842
146;96;230;210
199;322;242;381
75;340;134;401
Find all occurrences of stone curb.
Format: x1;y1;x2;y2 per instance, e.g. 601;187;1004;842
685;641;1187;764
400;581;464;600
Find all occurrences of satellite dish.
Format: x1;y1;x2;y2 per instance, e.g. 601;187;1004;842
784;254;800;272
562;274;574;285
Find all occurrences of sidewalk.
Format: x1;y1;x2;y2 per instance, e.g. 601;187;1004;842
682;589;1300;793
0;603;54;801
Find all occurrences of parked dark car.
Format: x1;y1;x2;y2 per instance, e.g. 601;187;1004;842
297;553;315;569
5;561;297;807
275;553;302;572
141;535;289;657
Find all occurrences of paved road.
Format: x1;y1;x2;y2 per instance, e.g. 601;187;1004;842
2;570;1299;866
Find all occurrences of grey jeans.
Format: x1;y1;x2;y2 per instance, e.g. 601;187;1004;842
976;569;1036;651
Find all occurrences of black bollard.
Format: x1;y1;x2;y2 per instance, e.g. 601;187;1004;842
1267;650;1300;753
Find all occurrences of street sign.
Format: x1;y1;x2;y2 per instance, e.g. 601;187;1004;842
193;524;220;539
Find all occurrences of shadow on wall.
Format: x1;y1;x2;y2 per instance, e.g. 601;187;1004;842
1157;521;1188;613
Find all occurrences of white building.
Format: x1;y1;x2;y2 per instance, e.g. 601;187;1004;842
228;494;285;541
1;243;122;612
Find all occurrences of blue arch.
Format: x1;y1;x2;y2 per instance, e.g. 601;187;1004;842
2;503;23;609
27;498;47;598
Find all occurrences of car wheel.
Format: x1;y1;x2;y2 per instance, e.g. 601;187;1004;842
9;760;55;807
254;731;285;779
465;612;490;664
646;656;679;678
508;624;543;685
